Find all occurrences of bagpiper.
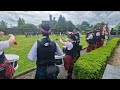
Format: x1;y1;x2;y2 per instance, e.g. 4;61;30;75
86;31;96;52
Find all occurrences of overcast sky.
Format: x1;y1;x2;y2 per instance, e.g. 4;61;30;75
0;11;119;28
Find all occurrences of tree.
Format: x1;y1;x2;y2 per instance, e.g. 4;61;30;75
0;20;7;31
17;17;25;28
114;22;120;31
55;15;67;32
80;21;90;30
0;20;7;28
55;15;76;32
66;21;75;31
94;22;105;29
20;23;37;29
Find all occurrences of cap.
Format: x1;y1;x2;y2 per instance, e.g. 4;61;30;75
41;23;50;31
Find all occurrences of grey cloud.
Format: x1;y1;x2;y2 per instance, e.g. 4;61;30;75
0;11;120;28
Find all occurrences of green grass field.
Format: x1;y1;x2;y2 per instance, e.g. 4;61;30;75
1;34;87;76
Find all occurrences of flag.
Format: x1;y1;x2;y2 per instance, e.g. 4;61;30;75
106;23;109;35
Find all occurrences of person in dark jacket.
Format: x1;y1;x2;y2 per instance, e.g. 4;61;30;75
28;24;63;79
73;28;82;59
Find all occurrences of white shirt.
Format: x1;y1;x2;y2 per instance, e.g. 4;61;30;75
96;32;100;36
28;37;63;61
86;34;93;40
0;41;10;55
64;41;73;50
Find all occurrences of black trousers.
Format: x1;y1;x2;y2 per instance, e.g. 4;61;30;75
76;50;80;60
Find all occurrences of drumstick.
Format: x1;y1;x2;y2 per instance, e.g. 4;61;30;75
8;34;17;45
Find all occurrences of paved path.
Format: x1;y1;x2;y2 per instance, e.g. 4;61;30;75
15;48;87;79
102;64;120;79
102;42;120;79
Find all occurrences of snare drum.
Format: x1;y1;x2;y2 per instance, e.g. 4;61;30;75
5;54;19;70
55;54;65;66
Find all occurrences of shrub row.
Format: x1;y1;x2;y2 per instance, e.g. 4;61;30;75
73;38;120;79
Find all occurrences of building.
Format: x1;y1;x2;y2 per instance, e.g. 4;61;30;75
42;15;57;33
42;15;56;26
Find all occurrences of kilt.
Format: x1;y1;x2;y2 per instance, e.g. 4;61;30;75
96;41;101;48
64;55;76;71
86;44;96;52
0;59;15;79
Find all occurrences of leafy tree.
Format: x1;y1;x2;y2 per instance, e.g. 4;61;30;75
0;20;7;31
0;20;7;28
80;21;90;30
55;15;67;32
93;22;105;29
114;22;120;31
17;17;25;28
66;21;75;31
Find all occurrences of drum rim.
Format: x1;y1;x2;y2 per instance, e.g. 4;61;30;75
55;54;65;57
8;59;18;62
5;54;19;61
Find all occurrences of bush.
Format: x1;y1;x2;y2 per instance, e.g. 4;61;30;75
73;38;120;79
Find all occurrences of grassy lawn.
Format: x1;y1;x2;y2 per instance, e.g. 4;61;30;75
1;34;87;76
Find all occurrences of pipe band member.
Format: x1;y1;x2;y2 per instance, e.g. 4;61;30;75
60;33;78;79
73;28;82;60
96;30;102;48
86;32;96;52
28;24;63;79
0;32;15;79
100;31;105;46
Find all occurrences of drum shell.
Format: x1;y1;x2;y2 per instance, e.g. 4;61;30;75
10;61;18;69
5;54;19;70
55;55;65;65
55;59;63;65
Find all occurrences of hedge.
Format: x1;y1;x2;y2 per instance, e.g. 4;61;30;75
73;38;120;79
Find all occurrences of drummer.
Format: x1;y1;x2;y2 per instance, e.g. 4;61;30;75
60;32;78;79
0;32;15;79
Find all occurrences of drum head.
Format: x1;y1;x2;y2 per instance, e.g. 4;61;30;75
5;54;19;70
5;54;19;62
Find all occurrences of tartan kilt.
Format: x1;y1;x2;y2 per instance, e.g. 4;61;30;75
86;44;96;52
0;59;15;79
96;41;101;48
64;55;76;71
